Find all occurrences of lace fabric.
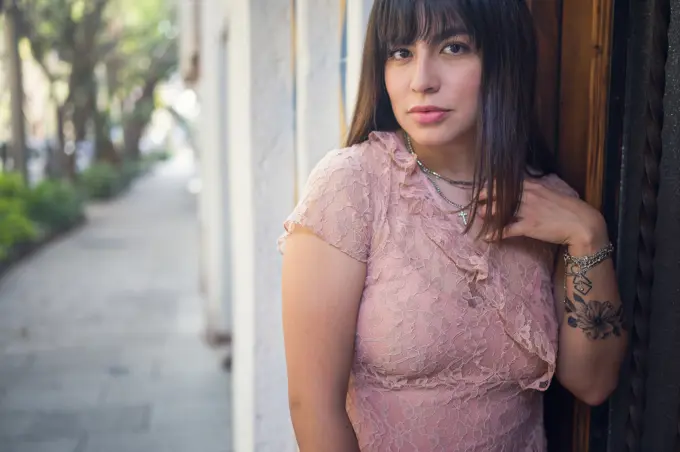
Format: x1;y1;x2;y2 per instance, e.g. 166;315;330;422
278;131;579;451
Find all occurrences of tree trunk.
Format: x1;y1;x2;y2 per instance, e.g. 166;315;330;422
61;72;91;180
70;74;92;143
45;105;67;179
5;0;27;181
94;109;118;164
123;121;144;160
123;78;159;160
60;0;111;175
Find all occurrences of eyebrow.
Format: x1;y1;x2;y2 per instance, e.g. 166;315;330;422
429;26;470;43
386;25;470;48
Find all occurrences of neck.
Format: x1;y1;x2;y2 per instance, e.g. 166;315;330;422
404;131;477;182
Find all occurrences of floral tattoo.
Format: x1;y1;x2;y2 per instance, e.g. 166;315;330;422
565;293;626;340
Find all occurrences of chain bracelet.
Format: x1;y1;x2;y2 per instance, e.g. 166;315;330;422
564;242;614;272
563;242;615;297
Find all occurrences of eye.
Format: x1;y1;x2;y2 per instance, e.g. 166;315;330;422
388;48;412;60
443;43;469;55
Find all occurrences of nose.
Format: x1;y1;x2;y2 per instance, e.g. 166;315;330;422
410;51;440;94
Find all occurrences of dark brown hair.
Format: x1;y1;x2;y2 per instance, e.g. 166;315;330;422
345;0;557;239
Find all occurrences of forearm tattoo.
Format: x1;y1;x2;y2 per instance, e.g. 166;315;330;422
565;293;625;340
562;245;626;340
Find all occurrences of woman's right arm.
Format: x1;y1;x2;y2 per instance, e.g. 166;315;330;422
282;227;366;452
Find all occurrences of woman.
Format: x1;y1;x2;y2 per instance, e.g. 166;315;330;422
279;0;627;450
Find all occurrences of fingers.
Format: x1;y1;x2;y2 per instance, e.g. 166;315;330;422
478;183;497;201
483;219;525;241
478;184;499;218
478;200;498;217
477;193;524;219
478;179;560;242
478;218;523;239
502;221;525;238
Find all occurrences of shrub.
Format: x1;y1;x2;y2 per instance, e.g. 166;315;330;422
144;149;171;163
26;179;85;231
0;172;28;199
79;162;122;199
119;159;142;187
0;197;37;260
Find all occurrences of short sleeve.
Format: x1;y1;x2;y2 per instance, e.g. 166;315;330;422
278;147;373;262
539;173;580;199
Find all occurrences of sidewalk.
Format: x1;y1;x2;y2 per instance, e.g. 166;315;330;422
0;151;232;452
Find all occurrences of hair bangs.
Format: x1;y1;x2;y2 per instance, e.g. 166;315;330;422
375;0;476;53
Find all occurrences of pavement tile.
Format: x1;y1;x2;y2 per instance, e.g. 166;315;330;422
0;154;232;451
0;438;81;452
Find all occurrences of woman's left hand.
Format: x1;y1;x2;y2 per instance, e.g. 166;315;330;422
478;180;608;251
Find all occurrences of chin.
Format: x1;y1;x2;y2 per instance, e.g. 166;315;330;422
407;124;467;148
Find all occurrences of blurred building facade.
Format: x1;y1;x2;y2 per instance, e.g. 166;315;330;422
178;0;374;449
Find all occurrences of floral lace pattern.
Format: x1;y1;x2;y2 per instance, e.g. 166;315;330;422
279;131;578;452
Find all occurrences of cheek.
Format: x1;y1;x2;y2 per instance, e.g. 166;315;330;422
384;66;413;112
455;64;482;106
384;69;402;108
440;65;482;126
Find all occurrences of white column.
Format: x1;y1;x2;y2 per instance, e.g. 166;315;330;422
344;0;374;126
226;0;297;449
197;0;231;339
295;0;342;195
178;0;200;82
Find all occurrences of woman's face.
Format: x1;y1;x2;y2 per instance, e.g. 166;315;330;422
384;31;482;149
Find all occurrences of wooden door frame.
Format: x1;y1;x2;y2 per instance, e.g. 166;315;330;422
535;0;676;450
529;0;622;451
558;1;619;451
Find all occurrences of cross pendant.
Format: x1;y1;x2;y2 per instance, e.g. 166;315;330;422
458;210;468;226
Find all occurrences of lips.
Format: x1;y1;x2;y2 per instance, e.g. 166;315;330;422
408;106;450;125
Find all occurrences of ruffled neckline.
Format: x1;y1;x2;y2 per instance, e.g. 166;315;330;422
365;130;557;390
367;130;466;216
367;130;489;276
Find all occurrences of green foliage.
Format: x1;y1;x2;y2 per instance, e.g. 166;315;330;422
79;162;122;199
143;149;170;163
119;159;143;186
78;146;171;201
0;147;172;261
0;173;35;259
0;172;28;199
26;179;85;231
18;0;179;163
18;0;109;83
0;197;38;260
0;172;86;261
109;0;178;95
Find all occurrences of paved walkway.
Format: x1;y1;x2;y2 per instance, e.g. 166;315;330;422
0;151;232;452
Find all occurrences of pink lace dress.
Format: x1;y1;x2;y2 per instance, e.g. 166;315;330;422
279;131;577;452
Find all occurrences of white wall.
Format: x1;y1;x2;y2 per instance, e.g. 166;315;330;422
226;0;297;449
344;0;374;126
185;0;376;449
294;0;342;195
197;0;231;337
178;0;200;82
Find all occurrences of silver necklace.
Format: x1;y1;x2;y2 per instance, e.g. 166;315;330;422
405;134;474;187
404;133;471;226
